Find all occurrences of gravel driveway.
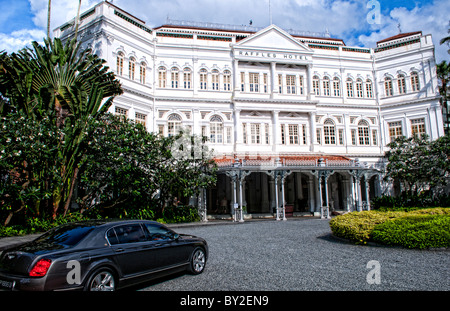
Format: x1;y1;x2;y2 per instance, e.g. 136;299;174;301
140;218;449;291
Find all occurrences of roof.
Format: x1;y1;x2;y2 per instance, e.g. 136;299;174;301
104;0;147;24
214;155;354;168
377;31;422;45
154;23;345;45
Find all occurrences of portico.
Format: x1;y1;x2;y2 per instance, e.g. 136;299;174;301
206;155;380;221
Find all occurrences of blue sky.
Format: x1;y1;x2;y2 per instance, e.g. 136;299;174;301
0;0;449;62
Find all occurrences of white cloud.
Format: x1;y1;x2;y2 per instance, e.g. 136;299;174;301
28;0;98;33
0;29;45;53
3;0;448;62
0;0;98;53
357;0;450;62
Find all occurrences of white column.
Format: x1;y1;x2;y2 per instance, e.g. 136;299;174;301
272;110;279;153
306;64;313;100
270;62;278;98
322;174;331;219
232;177;237;220
281;176;287;221
275;176;279;220
318;175;323;211
239;177;244;222
192;109;201;136
193;58;199;96
308;175;315;213
364;178;371;210
233;58;240;93
234;109;242;151
324;176;329;208
309;112;316;152
356;177;362;211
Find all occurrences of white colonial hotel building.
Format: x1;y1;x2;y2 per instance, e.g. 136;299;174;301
55;1;445;220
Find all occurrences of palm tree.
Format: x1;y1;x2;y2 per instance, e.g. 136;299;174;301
47;0;51;38
74;0;82;40
0;38;123;219
441;24;450;54
437;60;450;134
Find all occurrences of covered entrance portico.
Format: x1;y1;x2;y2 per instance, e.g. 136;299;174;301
205;155;381;221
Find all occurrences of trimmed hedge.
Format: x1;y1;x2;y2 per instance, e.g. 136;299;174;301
329;208;450;248
371;214;450;249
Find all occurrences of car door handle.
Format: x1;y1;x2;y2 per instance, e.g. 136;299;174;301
115;248;124;253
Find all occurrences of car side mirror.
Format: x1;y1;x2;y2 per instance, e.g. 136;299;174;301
173;234;180;240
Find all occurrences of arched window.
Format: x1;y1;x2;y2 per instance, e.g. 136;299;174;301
313;75;320;95
140;62;146;84
158;66;167;88
411;72;420;92
358;120;370;145
212;69;219;90
183;67;191;89
210;115;223;143
384;77;393;96
223;70;231;91
171;67;179;88
167;113;182;137
346;78;354;97
397;74;406;94
116;52;124;76
323;119;336;145
333;77;340;97
323;76;330;96
200;68;208;90
365;79;373;98
129;57;136;80
356;78;363;98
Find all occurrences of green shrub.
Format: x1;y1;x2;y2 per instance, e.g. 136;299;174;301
163;205;200;223
371;193;450;210
372;214;450;249
0;212;89;237
0;225;28;237
329;211;399;244
116;206;156;221
329;208;450;248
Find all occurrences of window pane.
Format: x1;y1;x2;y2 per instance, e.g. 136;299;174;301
114;224;146;244
144;224;176;241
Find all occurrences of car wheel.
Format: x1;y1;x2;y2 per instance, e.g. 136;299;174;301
85;269;116;291
189;247;206;275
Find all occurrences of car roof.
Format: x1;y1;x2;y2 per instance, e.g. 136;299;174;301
69;219;162;229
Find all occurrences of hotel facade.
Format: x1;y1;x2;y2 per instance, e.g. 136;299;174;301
55;1;445;220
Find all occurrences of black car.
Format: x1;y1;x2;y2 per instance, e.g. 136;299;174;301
0;219;208;291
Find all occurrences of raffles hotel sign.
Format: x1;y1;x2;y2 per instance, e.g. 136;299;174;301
234;49;311;64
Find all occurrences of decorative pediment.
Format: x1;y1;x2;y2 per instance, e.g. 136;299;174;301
235;25;312;53
250;111;263;117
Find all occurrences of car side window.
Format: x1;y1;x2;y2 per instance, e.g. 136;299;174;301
106;229;119;245
144;224;175;241
112;224;147;244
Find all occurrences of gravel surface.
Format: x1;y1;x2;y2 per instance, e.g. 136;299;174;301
140;218;449;291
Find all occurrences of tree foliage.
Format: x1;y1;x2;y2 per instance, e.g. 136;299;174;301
385;134;450;195
0;38;217;228
78;114;217;219
0;38;122;224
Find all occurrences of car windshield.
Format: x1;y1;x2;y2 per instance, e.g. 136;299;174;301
32;223;95;248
